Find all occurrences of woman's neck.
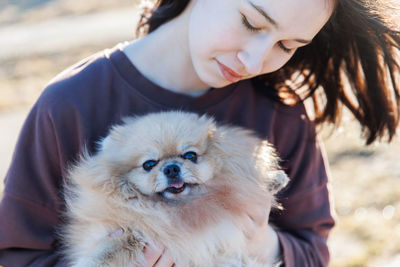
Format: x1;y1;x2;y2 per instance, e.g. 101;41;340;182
123;8;210;96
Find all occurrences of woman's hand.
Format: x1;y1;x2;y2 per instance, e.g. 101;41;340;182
108;229;175;266
143;242;175;267
240;195;281;265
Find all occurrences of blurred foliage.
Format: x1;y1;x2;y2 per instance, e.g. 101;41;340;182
322;124;400;267
0;0;138;25
0;45;112;110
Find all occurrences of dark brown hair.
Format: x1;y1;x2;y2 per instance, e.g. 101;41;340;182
137;0;400;144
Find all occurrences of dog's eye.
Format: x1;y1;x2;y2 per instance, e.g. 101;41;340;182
182;151;197;163
142;160;158;171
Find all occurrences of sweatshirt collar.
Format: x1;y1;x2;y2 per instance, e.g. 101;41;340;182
106;43;240;110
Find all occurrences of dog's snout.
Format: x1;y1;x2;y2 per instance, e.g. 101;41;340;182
163;164;181;179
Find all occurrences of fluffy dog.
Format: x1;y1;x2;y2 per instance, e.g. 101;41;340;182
62;111;289;267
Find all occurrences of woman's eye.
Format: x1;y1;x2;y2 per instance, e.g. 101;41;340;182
277;41;293;54
240;13;262;32
142;160;158;171
181;151;198;163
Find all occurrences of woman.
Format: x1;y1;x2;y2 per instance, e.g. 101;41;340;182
0;0;399;266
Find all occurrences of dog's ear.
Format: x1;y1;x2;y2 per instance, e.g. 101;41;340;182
67;149;118;195
209;124;290;191
208;125;264;180
209;125;260;159
97;126;127;163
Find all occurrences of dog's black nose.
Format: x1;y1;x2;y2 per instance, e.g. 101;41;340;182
163;164;181;179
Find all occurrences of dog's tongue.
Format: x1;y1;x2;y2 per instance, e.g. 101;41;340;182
170;182;184;189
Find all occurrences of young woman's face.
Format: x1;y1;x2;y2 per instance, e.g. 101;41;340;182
188;0;334;88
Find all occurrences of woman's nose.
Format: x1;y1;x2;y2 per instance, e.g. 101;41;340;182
237;38;274;76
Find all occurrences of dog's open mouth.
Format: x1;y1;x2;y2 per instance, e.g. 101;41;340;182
159;182;198;200
165;182;187;194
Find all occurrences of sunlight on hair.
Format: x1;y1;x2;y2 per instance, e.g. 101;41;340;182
139;0;156;10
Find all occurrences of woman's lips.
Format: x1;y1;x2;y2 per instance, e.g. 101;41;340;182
216;61;243;83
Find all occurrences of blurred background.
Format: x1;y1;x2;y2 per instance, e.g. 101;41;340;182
0;0;399;266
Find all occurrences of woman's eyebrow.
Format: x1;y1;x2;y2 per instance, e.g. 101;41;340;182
294;38;312;44
247;0;312;45
247;0;278;28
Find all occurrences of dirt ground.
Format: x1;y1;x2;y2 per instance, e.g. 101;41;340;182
1;1;400;266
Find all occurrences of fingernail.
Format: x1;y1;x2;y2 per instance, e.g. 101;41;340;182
109;228;124;237
148;241;164;251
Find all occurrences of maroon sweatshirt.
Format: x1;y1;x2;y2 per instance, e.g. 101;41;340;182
0;44;334;267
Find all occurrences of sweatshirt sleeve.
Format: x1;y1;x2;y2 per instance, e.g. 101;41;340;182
0;95;73;267
0;50;127;267
269;103;335;267
0;195;68;267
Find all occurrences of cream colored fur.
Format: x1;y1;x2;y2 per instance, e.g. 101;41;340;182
61;111;289;267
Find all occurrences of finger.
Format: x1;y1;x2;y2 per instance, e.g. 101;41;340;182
241;214;257;239
108;228;124;238
247;205;269;226
245;197;272;226
143;242;164;266
154;249;175;267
